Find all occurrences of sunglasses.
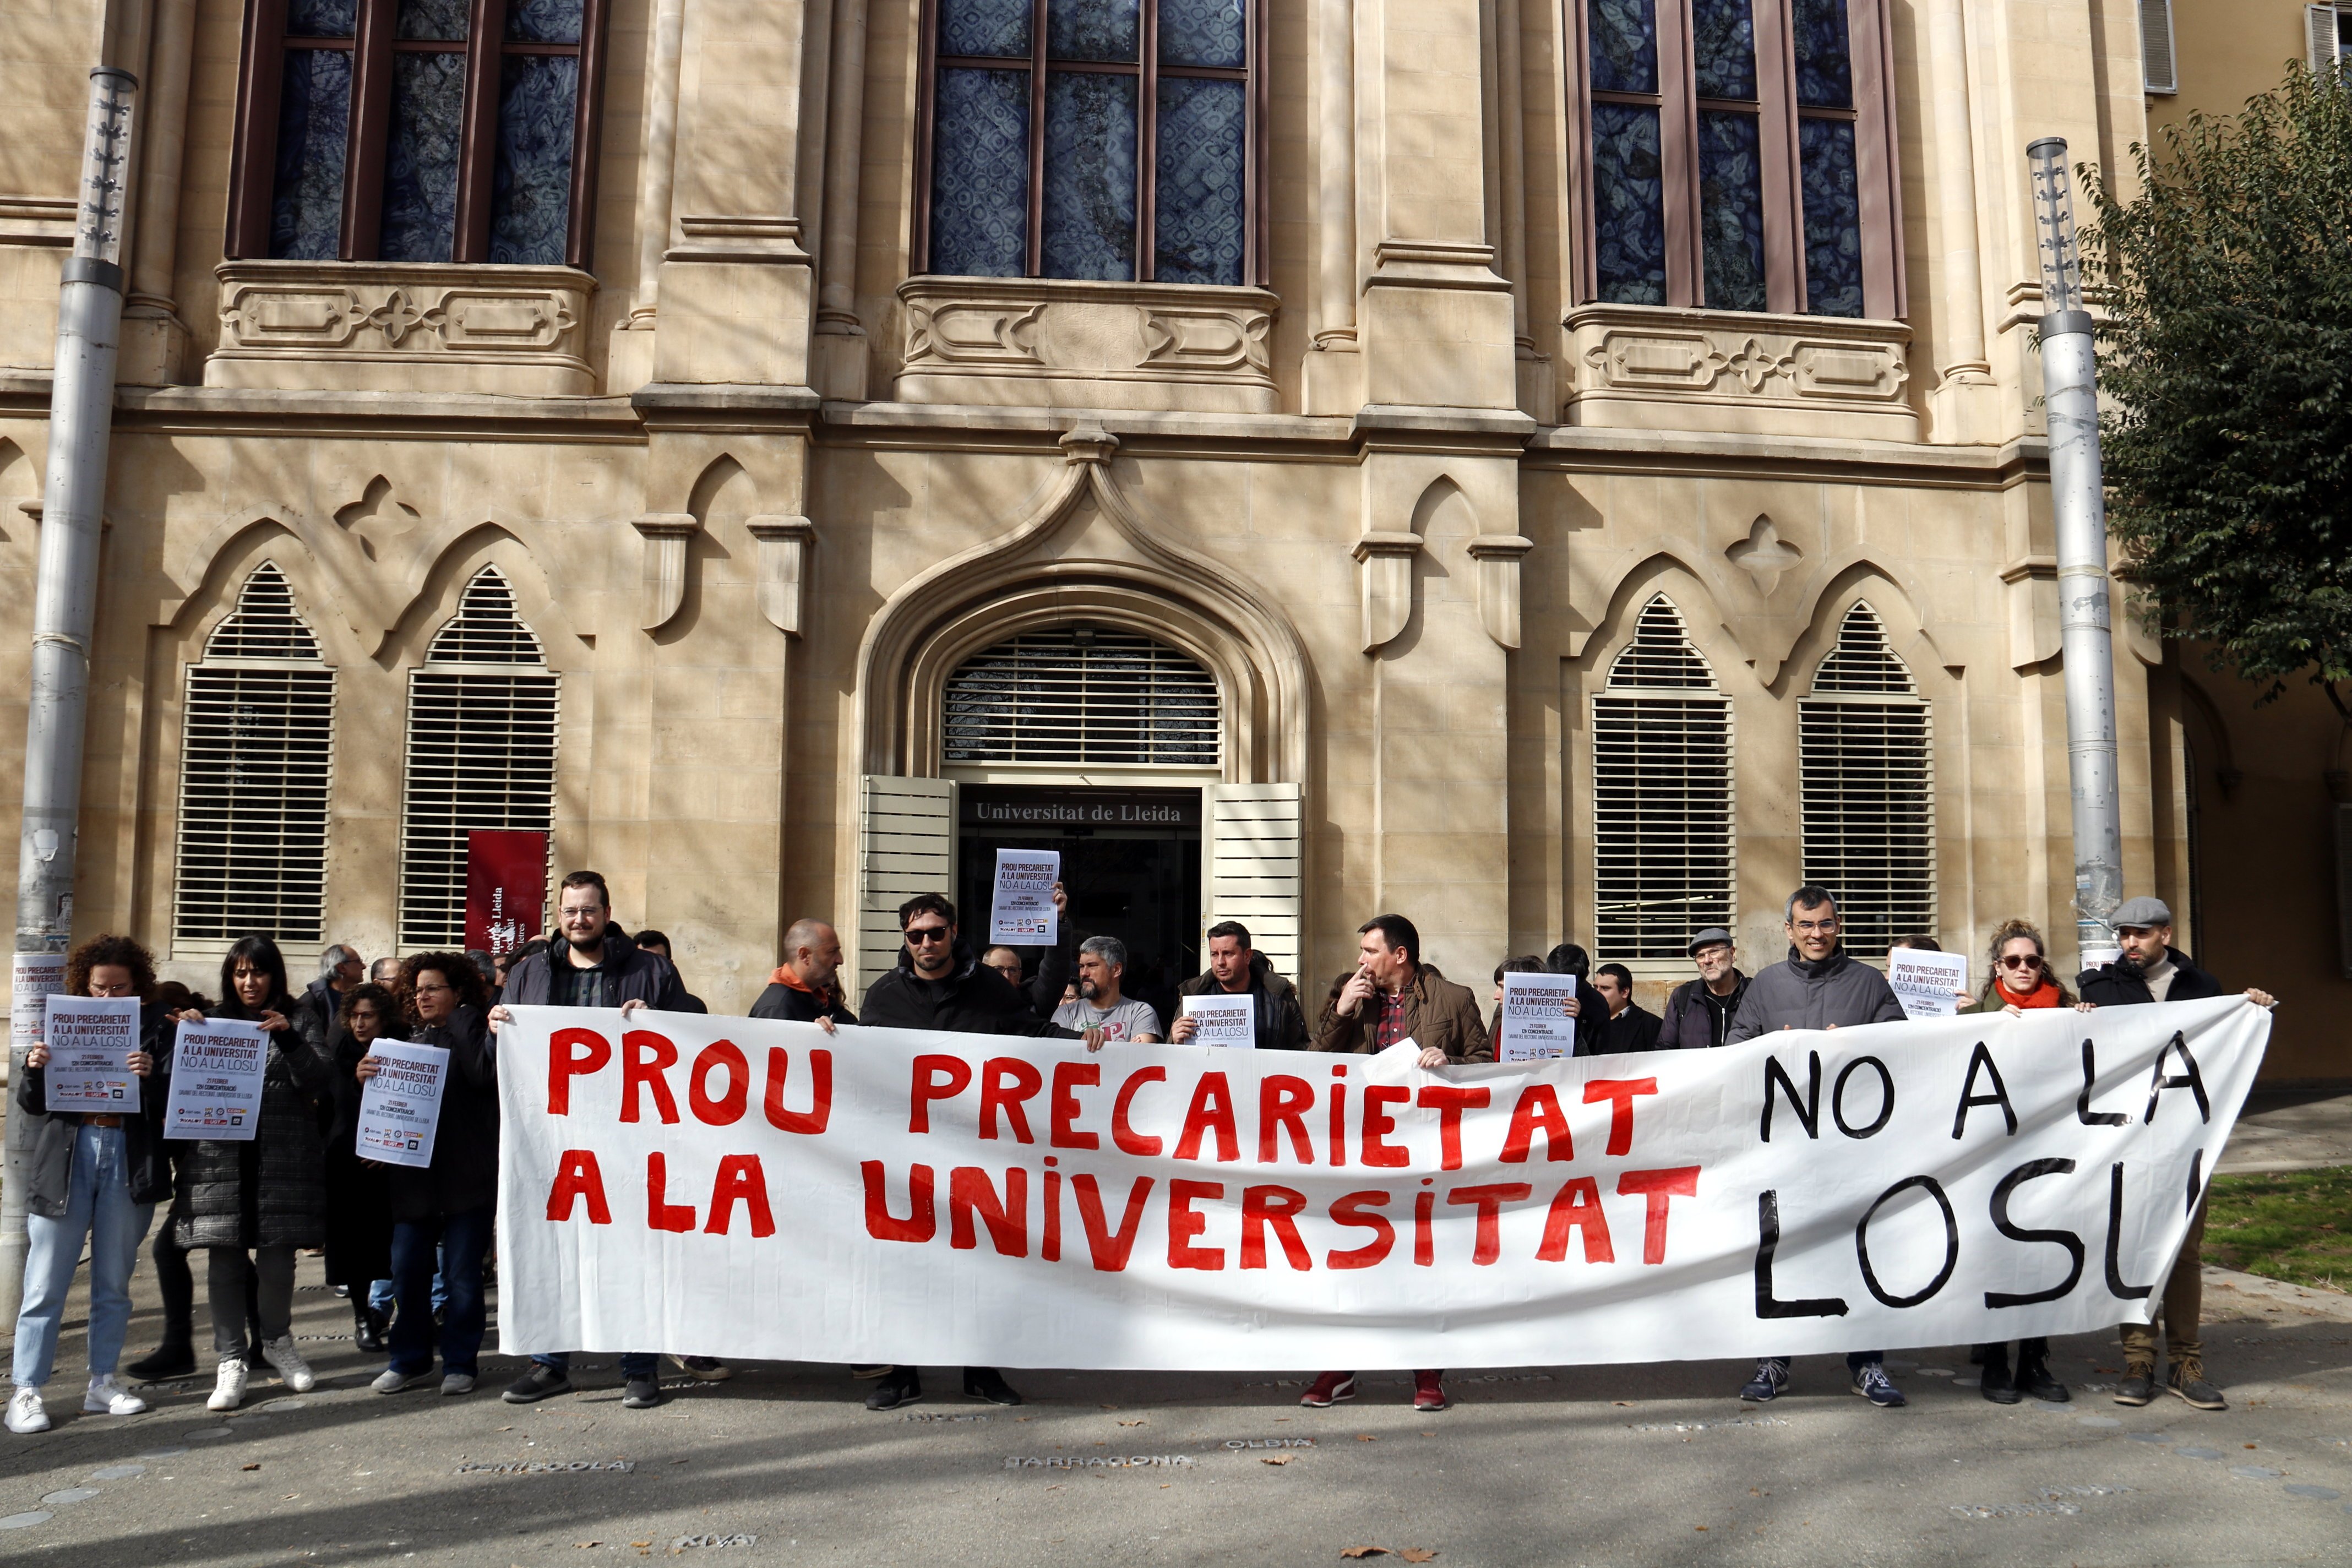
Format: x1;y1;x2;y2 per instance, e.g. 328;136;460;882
1997;953;2043;970
905;927;952;945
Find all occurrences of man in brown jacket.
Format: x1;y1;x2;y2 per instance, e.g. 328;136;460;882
1300;913;1487;1416
1312;913;1493;1066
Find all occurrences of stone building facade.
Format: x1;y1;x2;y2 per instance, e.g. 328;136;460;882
0;0;2339;1076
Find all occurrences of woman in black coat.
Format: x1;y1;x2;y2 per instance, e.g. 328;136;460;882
360;952;497;1396
168;936;336;1411
323;982;401;1352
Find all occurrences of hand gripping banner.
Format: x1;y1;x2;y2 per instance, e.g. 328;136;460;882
494;997;2268;1369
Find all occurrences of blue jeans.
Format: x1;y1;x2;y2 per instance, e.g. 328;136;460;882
388;1206;493;1377
13;1124;155;1389
536;1350;657;1379
368;1254;444;1316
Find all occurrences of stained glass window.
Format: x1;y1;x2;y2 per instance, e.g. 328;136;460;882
234;0;604;267
1697;111;1765;312
1591;104;1665;305
923;0;1256;285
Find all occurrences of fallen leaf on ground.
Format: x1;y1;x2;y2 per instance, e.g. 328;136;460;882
1262;1455;1292;1466
1100;1403;1120;1410
1356;1434;1378;1442
1695;1526;1708;1532
575;1544;602;1549
1401;1551;1438;1563
1119;1419;1146;1427
1340;1549;1388;1560
630;1543;652;1549
241;1463;259;1472
280;1494;298;1500
2246;1444;2259;1450
1611;1401;1632;1407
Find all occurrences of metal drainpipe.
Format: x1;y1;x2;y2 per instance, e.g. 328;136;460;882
2027;137;2124;971
1;67;138;1325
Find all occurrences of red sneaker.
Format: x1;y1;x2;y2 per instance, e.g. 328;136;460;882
1299;1371;1356;1408
1413;1371;1449;1412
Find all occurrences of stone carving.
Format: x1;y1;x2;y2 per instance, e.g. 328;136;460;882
1726;514;1804;596
1563;303;1916;439
632;513;701;634
745;515;816;636
897;277;1278;413
209;260;595;395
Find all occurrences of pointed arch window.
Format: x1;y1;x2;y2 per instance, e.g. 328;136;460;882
1799;601;1932;955
944;625;1220;766
174;562;337;944
1592;595;1735;957
399;565;559;946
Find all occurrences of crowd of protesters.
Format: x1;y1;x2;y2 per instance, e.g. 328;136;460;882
5;868;2275;1433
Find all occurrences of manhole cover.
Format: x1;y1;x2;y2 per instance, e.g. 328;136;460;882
0;1512;53;1531
89;1464;146;1480
39;1489;100;1506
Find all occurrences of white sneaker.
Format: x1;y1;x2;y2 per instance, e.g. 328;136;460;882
208;1357;249;1412
4;1386;48;1434
83;1375;147;1415
259;1336;315;1393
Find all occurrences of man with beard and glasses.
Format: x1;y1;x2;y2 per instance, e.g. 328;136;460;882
2077;895;2277;1413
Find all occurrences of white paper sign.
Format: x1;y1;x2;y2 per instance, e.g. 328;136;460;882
357;1042;451;1169
1888;949;1970;1020
162;1020;270;1140
989;849;1060;944
1180;992;1256;1048
1497;972;1583;1061
42;995;143;1112
11;952;66;1053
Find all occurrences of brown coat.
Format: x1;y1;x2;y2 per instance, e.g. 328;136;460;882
1311;964;1493;1063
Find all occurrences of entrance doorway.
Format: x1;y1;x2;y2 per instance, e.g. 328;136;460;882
957;785;1201;1028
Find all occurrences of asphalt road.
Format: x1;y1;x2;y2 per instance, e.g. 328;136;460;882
3;1254;2352;1567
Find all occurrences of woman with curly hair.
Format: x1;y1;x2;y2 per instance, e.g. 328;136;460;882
169;935;337;1411
358;952;497;1395
324;981;401;1352
6;937;172;1433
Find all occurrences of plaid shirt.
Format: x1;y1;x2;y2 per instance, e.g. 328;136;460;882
1373;985;1412;1050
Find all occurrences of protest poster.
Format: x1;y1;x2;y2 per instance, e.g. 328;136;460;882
161;1019;270;1140
356;1042;452;1169
495;996;2266;1370
10;951;65;1054
41;994;142;1111
1496;971;1583;1061
1888;949;1970;1019
1179;992;1256;1048
989;850;1060;944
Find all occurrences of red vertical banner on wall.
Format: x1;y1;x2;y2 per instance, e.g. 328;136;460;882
466;830;548;955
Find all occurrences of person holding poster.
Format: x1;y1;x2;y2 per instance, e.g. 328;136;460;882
1489;956;1577;1061
1171;922;1308;1049
362;955;497;1397
169;938;336;1412
6;937;172;1434
324;982;402;1353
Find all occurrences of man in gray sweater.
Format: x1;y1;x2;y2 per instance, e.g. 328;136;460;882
1729;885;1909;1411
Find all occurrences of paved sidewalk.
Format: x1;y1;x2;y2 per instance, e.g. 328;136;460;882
3;1254;2352;1566
2218;1091;2352;1174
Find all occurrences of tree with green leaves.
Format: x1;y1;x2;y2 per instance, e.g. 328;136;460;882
2087;65;2352;717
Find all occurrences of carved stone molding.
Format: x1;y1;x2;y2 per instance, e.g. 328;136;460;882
896;276;1278;413
1562;303;1917;440
1352;531;1423;653
209;260;595;395
633;513;701;633
745;515;816;636
1466;534;1534;650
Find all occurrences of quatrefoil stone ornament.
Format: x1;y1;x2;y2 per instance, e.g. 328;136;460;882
1722;337;1794;393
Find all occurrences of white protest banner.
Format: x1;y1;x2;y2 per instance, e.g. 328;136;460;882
1180;993;1256;1048
1889;949;1970;1020
1496;972;1582;1062
10;951;65;1053
496;997;2266;1369
42;995;143;1112
989;850;1060;944
357;1042;452;1169
162;1020;270;1140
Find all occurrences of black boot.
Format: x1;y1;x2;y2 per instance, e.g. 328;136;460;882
353;1301;388;1354
2016;1341;2068;1403
127;1339;197;1383
1978;1343;2020;1404
865;1366;922;1411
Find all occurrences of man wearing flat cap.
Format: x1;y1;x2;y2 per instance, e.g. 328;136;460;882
1655;927;1748;1050
2077;894;2278;1415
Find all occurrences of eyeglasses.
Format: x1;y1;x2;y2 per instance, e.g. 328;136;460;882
1791;918;1840;933
905;926;952;945
1997;953;2041;970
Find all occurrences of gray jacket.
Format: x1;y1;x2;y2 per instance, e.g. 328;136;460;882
1725;949;1905;1042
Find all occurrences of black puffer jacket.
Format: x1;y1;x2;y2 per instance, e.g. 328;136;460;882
859;941;1079;1037
14;1000;174;1217
2076;947;2229;1007
170;994;336;1250
385;1006;499;1223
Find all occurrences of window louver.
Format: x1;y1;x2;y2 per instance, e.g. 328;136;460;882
2140;0;2177;94
1592;596;1735;959
1800;602;1934;957
173;563;333;943
399;567;558;947
944;628;1219;767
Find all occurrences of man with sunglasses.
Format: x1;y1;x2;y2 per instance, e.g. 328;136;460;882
1727;885;1909;1411
852;891;1097;1412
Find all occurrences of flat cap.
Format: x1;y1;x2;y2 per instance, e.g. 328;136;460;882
2111;896;2173;930
1687;927;1735;955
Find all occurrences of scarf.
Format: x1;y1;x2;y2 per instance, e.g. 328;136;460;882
1995;976;2062;1009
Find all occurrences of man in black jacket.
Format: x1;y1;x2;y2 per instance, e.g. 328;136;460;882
1590;965;1662;1053
1656;928;1747;1049
2078;895;2276;1413
629;930;707;1014
1169;922;1309;1048
1540;943;1609;1055
749;919;859;1028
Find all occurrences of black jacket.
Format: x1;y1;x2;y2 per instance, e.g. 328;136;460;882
2077;947;2228;1007
500;933;690;1011
385;1005;499;1223
750;972;859;1025
1656;972;1749;1049
1597;1002;1663;1055
301;974;351;1039
1177;954;1309;1049
14;1000;174;1216
171;994;337;1250
859;940;1079;1037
